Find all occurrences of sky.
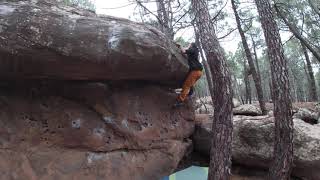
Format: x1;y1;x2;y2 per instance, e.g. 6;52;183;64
95;0;137;19
94;0;241;53
93;0;319;73
93;0;306;63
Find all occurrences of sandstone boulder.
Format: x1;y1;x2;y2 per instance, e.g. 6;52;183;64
195;104;214;114
0;82;195;180
193;114;320;180
0;143;189;180
233;104;262;116
233;98;241;108
0;0;188;85
293;108;319;124
0;1;196;179
195;97;241;114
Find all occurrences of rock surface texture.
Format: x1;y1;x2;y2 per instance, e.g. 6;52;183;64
293;108;319;124
193;114;320;180
0;82;195;180
0;0;193;180
1;1;320;180
0;0;188;85
195;96;241;114
233;104;262;116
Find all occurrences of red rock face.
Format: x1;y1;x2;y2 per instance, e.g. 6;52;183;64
0;1;195;179
0;0;188;85
0;82;195;180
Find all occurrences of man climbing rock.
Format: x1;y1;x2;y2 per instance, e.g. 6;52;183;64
174;42;203;107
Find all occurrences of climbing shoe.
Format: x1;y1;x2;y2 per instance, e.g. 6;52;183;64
173;100;184;108
188;86;194;97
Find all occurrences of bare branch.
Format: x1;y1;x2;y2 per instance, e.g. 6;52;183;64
211;0;228;22
172;9;191;27
218;28;237;40
274;3;320;63
102;2;136;10
135;0;163;25
282;35;294;46
308;0;320;18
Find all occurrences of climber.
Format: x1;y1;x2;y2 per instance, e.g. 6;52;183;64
174;42;203;107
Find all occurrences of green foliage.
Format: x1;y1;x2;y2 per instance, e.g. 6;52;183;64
174;37;190;48
195;75;210;98
226;42;245;78
129;0;318;102
275;0;320;49
284;38;310;100
62;0;95;11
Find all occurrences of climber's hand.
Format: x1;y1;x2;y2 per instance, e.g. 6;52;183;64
175;43;181;49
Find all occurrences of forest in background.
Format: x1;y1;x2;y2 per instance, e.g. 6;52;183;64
51;0;320;179
63;0;320;104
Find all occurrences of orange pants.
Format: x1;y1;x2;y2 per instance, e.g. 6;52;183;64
178;70;203;102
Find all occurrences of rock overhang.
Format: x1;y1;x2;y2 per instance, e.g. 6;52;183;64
0;0;189;86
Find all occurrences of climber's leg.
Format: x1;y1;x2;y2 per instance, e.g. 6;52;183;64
188;86;194;97
175;70;202;105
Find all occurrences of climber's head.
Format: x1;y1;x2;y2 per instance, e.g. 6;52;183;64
187;42;199;56
189;42;197;49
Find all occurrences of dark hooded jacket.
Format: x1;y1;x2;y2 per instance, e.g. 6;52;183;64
185;44;203;71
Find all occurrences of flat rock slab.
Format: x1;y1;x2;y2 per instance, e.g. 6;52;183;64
233;104;262;116
0;141;189;180
293;108;319;124
193;114;320;180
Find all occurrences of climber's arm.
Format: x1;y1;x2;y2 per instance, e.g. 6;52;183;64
180;48;188;58
175;43;187;54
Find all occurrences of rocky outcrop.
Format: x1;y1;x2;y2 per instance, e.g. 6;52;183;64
4;1;319;179
0;0;188;85
0;82;194;180
0;146;187;180
195;103;214;114
293;108;319;124
195;96;241;114
193;114;320;180
233;104;262;116
233;98;241;108
0;0;194;179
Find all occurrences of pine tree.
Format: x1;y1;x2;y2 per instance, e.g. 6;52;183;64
254;0;294;179
231;0;267;114
191;0;233;179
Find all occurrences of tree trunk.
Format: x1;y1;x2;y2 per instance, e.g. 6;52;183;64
195;30;215;102
191;0;233;179
231;0;267;113
269;80;274;102
201;58;215;99
292;77;298;103
298;82;307;102
301;43;318;101
156;0;174;39
303;62;312;101
251;35;262;79
244;62;252;104
263;76;270;101
275;5;320;64
156;0;164;32
254;0;294;179
233;75;243;104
